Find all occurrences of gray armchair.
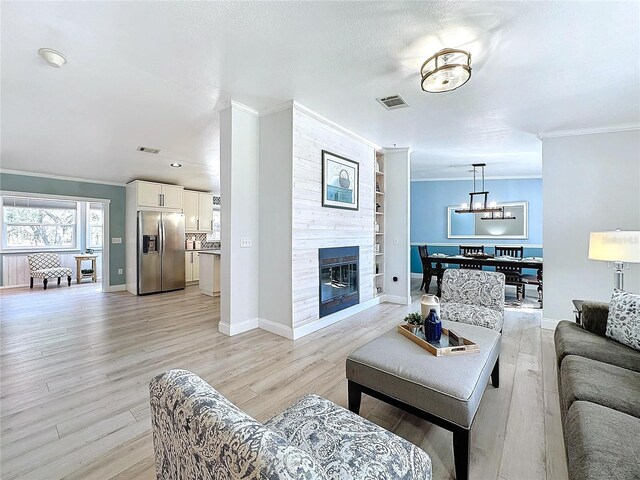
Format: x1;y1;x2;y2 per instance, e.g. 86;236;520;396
150;370;432;479
439;269;505;331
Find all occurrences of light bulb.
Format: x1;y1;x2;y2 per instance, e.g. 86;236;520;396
489;201;497;208
505;211;512;218
474;202;481;210
461;203;468;210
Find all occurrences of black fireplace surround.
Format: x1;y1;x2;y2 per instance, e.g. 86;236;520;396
319;246;359;318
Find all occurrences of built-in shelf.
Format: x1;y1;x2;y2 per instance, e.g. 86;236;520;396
374;152;385;298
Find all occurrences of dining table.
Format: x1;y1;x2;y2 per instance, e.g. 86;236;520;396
426;254;543;307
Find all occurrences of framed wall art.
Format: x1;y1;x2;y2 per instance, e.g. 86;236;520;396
321;150;359;210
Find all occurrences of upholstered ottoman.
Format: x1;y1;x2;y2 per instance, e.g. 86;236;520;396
346;320;501;480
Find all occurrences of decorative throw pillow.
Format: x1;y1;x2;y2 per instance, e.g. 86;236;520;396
605;289;640;351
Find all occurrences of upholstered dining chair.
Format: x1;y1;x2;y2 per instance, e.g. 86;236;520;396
28;253;72;290
459;245;484;270
440;269;505;331
418;245;445;296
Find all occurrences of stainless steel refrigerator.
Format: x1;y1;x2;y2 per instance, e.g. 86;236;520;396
137;211;185;295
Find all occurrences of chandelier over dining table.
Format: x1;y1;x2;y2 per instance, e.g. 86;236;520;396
454;163;515;219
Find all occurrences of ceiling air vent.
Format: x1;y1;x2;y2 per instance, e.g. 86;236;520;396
137;146;160;154
376;95;409;110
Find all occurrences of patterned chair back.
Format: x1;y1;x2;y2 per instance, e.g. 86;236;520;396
28;253;62;273
149;370;325;480
441;269;505;313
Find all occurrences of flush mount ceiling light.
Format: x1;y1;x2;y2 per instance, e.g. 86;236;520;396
170;163;182;168
421;48;471;93
38;48;68;68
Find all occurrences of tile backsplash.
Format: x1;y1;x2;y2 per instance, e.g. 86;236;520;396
185;232;220;250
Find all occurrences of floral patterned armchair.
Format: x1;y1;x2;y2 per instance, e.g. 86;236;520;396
150;370;432;480
440;269;505;331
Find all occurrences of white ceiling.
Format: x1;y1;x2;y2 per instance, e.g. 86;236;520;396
2;1;639;192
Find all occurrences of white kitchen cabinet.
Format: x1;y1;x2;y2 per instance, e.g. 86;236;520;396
198;193;214;232
185;251;200;282
131;180;184;209
183;190;214;232
183;191;199;230
199;252;220;296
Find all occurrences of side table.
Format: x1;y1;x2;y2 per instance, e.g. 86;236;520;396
572;299;584;325
74;254;98;284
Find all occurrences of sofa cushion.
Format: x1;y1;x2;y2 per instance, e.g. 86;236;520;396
440;302;503;331
565;401;640;480
150;370;327;480
554;320;640;373
606;289;640;351
560;355;640;419
265;394;432;480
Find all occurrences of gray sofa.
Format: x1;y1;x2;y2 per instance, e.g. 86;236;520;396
554;302;640;480
150;369;432;479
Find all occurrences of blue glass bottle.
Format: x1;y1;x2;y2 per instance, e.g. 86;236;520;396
424;308;442;342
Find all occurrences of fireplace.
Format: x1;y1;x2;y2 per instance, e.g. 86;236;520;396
319;246;359;318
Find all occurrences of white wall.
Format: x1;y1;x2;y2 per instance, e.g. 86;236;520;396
383;148;411;304
542;129;640;326
291;105;376;329
258;108;293;329
219;103;260;335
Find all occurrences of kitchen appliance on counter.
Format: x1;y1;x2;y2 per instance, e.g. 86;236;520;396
137;211;185;295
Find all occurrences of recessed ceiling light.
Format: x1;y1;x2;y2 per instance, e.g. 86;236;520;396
38;48;67;68
170;163;182;168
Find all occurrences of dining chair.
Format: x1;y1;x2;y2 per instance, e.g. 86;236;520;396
418;245;444;296
459;245;484;270
494;245;525;300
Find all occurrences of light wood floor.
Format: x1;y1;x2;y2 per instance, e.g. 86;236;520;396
0;282;567;480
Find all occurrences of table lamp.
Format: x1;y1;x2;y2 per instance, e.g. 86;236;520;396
588;230;640;290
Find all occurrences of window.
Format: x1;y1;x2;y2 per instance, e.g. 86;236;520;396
2;196;79;250
87;203;103;249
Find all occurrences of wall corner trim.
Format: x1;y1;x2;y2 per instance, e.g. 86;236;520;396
219;318;259;336
258;318;294;339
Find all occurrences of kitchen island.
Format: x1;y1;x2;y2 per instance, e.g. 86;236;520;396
198;250;220;296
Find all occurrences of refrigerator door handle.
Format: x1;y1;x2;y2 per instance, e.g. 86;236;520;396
197;219;199;230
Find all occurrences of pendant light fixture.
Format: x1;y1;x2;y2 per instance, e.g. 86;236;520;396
454;163;503;214
421;48;471;93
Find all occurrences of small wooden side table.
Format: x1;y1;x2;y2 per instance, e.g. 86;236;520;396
572;299;584;325
74;254;98;284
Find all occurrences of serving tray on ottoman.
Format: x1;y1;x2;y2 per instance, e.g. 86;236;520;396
397;324;480;356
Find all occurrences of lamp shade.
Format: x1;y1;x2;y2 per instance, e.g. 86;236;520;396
588;231;640;263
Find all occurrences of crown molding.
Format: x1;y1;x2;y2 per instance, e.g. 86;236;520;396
259;100;295;117
411;174;543;182
216;100;260;117
0;168;126;187
537;123;640;139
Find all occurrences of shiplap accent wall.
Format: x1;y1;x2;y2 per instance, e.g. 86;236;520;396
291;107;376;328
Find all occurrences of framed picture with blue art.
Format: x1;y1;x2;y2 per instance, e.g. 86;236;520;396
322;150;359;211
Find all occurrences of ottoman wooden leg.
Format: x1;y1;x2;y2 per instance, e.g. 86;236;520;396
491;356;500;388
57;277;61;285
67;276;71;286
43;278;48;290
30;277;34;289
347;380;362;414
453;427;470;480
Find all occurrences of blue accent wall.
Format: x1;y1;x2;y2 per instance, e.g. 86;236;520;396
410;178;543;274
0;173;126;286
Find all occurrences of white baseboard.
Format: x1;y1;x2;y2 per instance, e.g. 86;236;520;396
218;317;259;336
291;296;383;340
385;294;412;305
258;318;294;339
107;284;126;292
541;317;561;330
